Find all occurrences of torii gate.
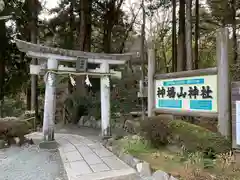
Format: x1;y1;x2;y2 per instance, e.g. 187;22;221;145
15;39;139;141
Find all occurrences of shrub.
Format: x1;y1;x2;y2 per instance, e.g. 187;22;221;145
0;117;32;142
168;119;231;154
64;92;101;123
141;116;231;155
19;111;42;128
1;97;26;117
140;117;171;148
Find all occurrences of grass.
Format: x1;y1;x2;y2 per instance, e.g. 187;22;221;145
116;137;240;180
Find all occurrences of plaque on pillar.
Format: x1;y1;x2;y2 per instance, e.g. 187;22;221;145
76;57;87;72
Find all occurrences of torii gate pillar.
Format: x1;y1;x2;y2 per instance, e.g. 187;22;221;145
42;58;58;141
100;61;111;137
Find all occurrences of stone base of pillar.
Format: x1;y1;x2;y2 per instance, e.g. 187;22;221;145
43;127;55;141
39;140;58;150
101;126;112;139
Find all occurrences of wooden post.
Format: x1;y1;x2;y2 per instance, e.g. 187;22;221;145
100;61;111;138
217;28;230;137
42;58;58;141
148;47;155;117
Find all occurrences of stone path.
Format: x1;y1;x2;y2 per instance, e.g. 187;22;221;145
27;132;137;180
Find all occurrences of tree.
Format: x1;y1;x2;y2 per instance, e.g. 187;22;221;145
172;0;177;72
177;0;186;71
186;0;193;70
0;19;7;117
0;0;36;116
194;0;199;69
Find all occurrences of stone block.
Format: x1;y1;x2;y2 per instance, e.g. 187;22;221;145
121;154;141;168
65;151;83;162
70;160;92;175
84;153;103;165
76;146;93;156
88;143;103;150
93;147;114;157
39;140;58;150
62;144;76;153
102;156;129;170
90;163;110;172
84;120;92;127
152;170;178;180
78;116;88;127
14;137;20;145
0;139;5;149
89;116;96;128
106;145;113;152
97;120;101;129
136;162;152;177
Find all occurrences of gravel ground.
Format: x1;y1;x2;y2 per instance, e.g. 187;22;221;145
0;144;68;180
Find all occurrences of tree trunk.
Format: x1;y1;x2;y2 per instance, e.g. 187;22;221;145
77;0;92;95
102;0;124;53
231;0;237;63
0;54;5;117
79;0;91;51
26;87;31;110
69;0;75;49
0;19;7;117
186;0;193;70
140;0;146;120
177;0;186;71
103;15;113;53
103;2;114;53
172;0;177;72
194;0;199;69
30;0;39;129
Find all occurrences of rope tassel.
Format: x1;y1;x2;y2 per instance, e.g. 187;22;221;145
69;75;76;86
85;75;92;87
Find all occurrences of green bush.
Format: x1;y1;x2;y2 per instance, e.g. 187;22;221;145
18;110;43;128
141;116;231;155
64;92;101;123
0;117;32;140
140;117;171;147
1;98;26;117
168;119;231;154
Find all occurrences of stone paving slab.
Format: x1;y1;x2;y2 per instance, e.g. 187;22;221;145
27;132;136;180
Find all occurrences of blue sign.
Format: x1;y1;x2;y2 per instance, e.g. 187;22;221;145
158;100;182;109
163;78;204;86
